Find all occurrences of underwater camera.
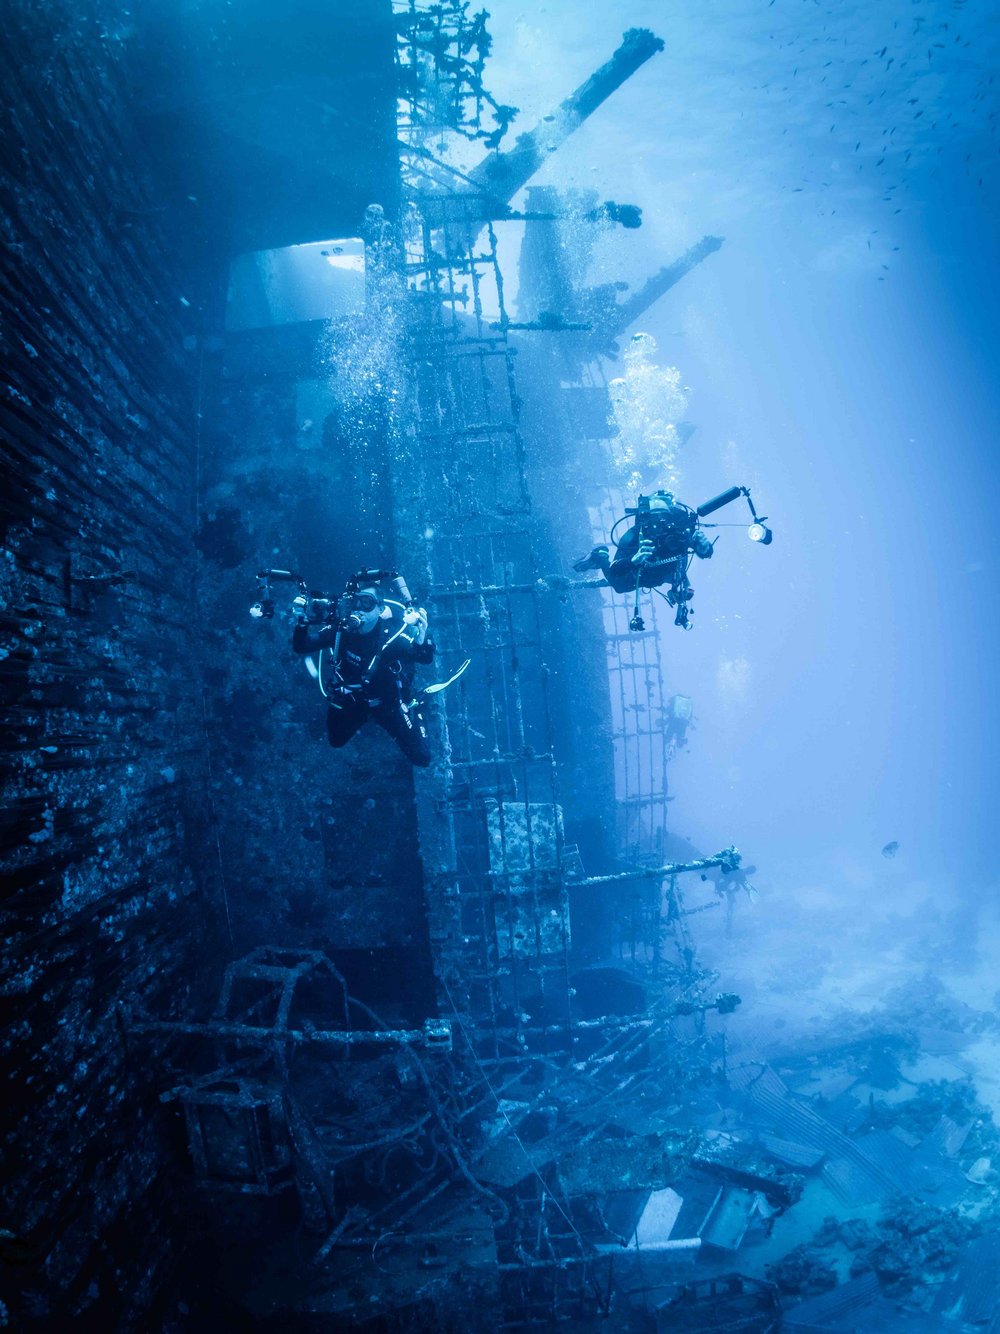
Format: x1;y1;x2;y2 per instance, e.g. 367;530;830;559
250;567;413;628
250;569;342;626
629;492;698;546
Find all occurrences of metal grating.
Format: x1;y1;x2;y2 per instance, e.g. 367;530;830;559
398;190;575;1069
587;488;675;863
373;10;740;1322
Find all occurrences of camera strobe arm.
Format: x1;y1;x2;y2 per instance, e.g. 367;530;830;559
695;486;773;545
252;568;297;621
696;485;767;523
258;568;306;585
351;568;414;607
252;569;328;622
696;486;743;518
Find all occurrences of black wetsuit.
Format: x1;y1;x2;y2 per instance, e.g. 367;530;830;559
606;515;713;594
292;603;435;767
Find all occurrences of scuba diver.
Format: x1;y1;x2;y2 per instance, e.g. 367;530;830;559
251;567;452;768
664;694;695;754
574;485;772;631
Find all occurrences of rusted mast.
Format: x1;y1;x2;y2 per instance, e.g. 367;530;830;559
465;28;665;211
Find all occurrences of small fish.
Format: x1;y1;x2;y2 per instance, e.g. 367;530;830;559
882;840;900;858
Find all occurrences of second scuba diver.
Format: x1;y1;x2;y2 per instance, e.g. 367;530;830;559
574;485;771;630
574;490;714;629
291;570;435;767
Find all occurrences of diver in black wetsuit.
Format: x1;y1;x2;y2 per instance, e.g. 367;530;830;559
574;490;714;629
574;485;771;631
292;576;435;767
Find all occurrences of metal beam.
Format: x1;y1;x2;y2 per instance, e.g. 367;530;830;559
132;1017;451;1050
607;235;724;338
568;847;741;888
465;30;664;209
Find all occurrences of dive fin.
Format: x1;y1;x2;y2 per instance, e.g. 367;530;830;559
423;658;471;695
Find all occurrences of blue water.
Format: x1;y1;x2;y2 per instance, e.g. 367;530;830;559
481;0;1000;896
